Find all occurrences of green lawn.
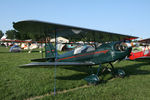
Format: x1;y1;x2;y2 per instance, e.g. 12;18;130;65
0;47;150;100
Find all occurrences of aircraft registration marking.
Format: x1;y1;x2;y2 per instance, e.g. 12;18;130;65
57;50;109;61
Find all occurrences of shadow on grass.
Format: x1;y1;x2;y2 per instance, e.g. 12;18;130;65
120;62;150;76
57;66;112;81
57;61;150;81
57;73;89;80
20;61;150;82
134;58;150;62
0;52;10;53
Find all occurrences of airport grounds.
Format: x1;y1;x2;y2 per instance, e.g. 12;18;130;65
0;46;150;100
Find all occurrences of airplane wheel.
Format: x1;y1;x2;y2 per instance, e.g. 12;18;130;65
84;74;100;85
117;69;125;78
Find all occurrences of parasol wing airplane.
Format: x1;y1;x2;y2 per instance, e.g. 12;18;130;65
13;20;138;84
129;38;150;60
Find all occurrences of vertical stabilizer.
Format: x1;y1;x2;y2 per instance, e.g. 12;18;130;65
45;43;56;58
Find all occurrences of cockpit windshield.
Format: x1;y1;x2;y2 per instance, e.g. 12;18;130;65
74;45;95;54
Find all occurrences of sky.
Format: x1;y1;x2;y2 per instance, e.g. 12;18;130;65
0;0;150;39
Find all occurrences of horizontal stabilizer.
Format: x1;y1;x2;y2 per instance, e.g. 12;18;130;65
20;62;95;67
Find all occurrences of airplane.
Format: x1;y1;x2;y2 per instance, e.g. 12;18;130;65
128;38;150;60
13;20;138;84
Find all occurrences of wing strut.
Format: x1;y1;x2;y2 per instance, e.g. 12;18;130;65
54;29;57;96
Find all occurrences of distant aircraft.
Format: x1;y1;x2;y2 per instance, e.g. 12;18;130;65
0;36;43;53
13;20;138;84
128;38;150;60
9;45;21;52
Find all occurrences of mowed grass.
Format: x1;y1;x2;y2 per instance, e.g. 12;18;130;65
0;47;150;100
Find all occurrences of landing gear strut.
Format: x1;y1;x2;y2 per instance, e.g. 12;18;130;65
109;62;126;78
84;63;126;85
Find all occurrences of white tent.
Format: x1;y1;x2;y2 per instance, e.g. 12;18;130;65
50;37;69;43
50;37;69;51
0;34;7;40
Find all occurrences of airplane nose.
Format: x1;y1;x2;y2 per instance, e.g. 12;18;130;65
114;41;136;52
115;42;128;51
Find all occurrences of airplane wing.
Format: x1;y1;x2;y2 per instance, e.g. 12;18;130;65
13;20;138;42
136;56;150;59
127;55;150;60
21;62;95;67
139;38;150;43
138;38;150;46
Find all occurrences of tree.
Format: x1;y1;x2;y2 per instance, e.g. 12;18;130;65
5;29;46;40
5;30;17;39
0;30;3;38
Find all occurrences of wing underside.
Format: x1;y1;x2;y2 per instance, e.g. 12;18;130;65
21;62;95;67
13;20;138;42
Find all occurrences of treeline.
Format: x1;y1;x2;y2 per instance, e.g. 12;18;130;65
0;30;45;41
0;30;3;38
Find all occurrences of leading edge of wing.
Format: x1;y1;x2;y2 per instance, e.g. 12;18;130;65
20;62;95;67
13;20;138;42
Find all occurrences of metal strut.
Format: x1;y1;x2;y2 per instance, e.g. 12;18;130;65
109;62;115;75
109;62;126;77
88;64;102;76
54;29;57;95
96;64;102;76
88;66;94;74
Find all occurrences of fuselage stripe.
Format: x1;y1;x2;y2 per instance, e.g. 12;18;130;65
56;50;109;61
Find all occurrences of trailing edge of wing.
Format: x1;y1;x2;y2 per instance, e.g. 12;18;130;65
20;62;95;67
13;20;138;42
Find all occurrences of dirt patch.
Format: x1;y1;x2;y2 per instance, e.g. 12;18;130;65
25;85;91;100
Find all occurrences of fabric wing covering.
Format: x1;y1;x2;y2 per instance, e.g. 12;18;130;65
13;20;138;42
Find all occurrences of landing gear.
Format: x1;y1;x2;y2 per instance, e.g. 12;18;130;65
84;74;100;85
84;65;102;85
109;62;126;78
117;69;125;78
84;63;126;85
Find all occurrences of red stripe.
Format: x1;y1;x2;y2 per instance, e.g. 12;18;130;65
57;50;109;61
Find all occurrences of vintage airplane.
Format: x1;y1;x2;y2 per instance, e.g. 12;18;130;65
13;20;138;84
128;38;150;60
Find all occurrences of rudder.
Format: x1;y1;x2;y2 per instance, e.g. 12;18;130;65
45;43;56;58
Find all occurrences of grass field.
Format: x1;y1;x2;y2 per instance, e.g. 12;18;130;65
0;47;150;100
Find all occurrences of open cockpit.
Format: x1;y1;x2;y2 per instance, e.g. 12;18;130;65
74;45;95;54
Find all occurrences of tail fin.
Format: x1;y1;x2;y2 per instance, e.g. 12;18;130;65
45;43;56;58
